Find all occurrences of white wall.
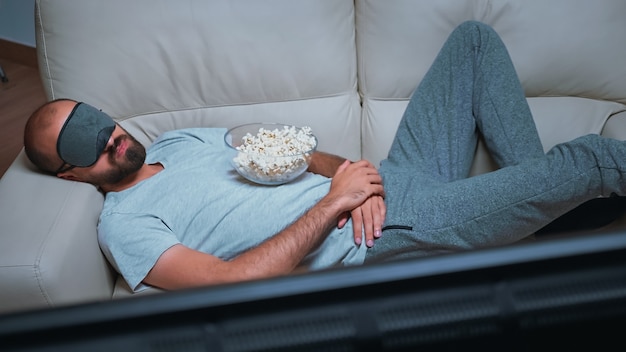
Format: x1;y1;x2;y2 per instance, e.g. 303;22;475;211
0;0;36;47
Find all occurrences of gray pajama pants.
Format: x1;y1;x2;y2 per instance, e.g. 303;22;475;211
365;21;626;263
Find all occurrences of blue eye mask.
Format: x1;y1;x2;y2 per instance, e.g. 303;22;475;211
56;102;116;167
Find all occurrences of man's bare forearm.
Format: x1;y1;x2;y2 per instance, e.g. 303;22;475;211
148;194;345;288
308;151;348;177
230;160;382;280
231;195;342;279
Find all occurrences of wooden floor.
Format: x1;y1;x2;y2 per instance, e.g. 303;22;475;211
0;58;47;177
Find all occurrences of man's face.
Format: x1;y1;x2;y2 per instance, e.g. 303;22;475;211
73;128;146;187
52;102;146;188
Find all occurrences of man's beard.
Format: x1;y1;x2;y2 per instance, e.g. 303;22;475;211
94;134;146;187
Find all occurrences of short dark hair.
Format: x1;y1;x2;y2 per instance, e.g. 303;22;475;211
23;98;77;174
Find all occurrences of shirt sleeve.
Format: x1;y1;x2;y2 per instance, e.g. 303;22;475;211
98;212;180;292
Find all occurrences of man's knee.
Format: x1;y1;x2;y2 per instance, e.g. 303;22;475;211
456;20;494;34
451;20;498;42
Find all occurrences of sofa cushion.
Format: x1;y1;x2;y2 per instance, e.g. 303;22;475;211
531;97;626;151
361;97;625;171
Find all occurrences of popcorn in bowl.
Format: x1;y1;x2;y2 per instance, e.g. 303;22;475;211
224;123;317;185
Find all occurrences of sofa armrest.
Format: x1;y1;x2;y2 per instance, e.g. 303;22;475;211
0;151;115;314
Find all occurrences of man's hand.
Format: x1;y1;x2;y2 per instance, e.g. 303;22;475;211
328;160;384;211
338;195;386;247
331;160;385;247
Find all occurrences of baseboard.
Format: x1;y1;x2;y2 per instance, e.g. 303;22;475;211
0;39;38;68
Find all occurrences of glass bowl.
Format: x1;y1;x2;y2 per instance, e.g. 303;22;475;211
224;123;317;185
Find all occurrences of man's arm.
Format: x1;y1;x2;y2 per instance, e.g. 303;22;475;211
307;151;347;177
144;160;383;290
308;151;386;247
146;195;343;289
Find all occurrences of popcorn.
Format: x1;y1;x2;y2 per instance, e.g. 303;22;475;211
232;125;316;184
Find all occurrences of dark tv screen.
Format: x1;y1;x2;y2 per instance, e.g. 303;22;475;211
1;230;625;351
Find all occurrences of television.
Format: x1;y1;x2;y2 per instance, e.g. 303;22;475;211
1;229;625;351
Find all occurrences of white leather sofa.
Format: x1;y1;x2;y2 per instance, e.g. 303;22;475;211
0;0;625;314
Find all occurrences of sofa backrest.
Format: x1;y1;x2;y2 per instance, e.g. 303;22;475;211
35;0;626;167
356;0;626;167
36;0;362;161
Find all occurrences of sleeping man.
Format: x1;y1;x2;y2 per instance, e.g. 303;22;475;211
23;22;626;292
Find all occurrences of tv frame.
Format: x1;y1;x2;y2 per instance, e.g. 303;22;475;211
1;230;625;351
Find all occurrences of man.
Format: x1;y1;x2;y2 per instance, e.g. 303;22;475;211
24;22;626;292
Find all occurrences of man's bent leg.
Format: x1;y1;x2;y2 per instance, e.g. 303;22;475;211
367;134;626;263
382;21;544;182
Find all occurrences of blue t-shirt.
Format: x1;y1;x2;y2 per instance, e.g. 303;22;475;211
98;128;368;291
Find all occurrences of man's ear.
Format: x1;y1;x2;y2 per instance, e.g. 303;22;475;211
57;172;80;181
